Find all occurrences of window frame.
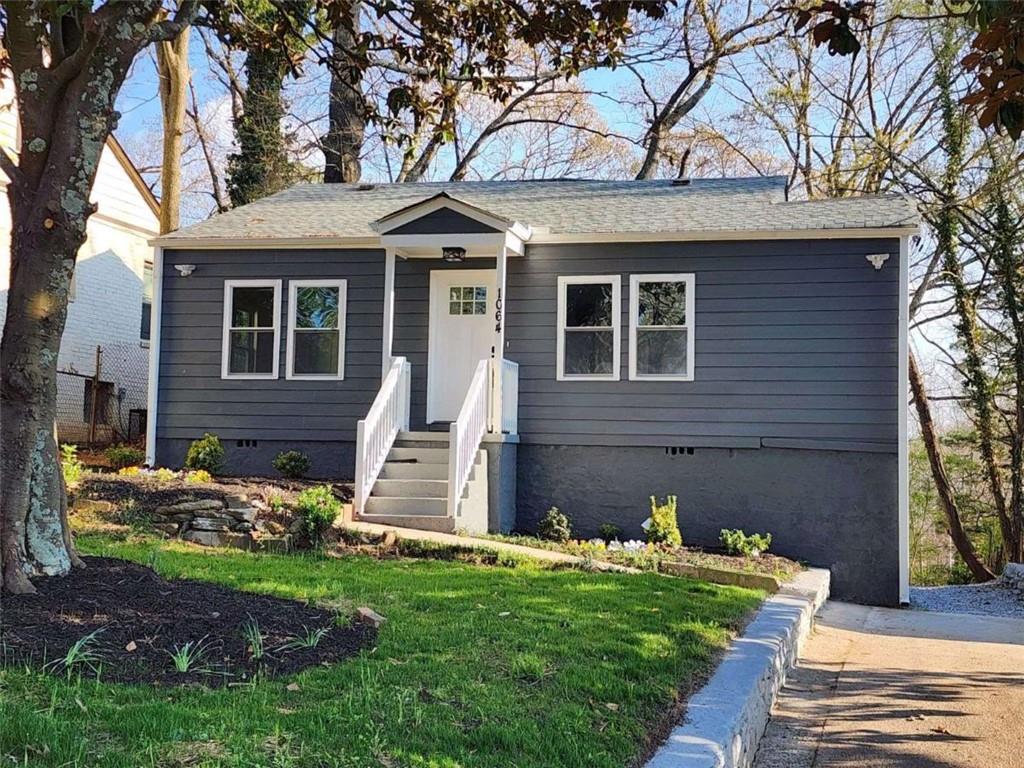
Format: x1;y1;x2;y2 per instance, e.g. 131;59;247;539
221;279;282;380
628;272;695;382
140;260;153;343
556;274;621;382
286;278;348;381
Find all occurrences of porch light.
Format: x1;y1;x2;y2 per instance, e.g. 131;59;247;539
442;246;466;263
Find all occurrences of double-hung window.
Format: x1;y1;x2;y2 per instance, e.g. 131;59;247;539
222;280;281;379
557;275;621;380
287;279;347;380
629;273;694;381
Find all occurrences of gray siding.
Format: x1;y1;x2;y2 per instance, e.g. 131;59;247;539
389;208;500;234
505;239;900;451
156;248;384;453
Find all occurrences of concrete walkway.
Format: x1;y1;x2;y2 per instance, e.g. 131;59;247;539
753;602;1024;768
342;520;640;573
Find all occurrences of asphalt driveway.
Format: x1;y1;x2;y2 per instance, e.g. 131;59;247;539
753;601;1024;768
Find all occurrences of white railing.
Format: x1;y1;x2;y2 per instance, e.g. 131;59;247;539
354;356;411;515
448;359;489;518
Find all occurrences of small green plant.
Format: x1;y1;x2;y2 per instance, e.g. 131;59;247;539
719;528;773;557
44;627;105;679
166;637;212;673
241;616;266;661
598;523;622;544
647;496;682;546
273;450;311;479
114;497;148;528
537;507;572;543
184;469;213;484
295;485;341;547
152;467;177;483
104;444;144;470
279;626;329;652
60;444;85;489
184;433;224;474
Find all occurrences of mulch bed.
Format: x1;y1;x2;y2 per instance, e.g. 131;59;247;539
1;556;375;687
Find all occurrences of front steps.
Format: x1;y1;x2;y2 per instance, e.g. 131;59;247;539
357;432;487;534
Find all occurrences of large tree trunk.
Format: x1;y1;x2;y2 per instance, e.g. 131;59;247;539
156;24;191;234
909;352;995;582
0;0;179;593
323;3;366;184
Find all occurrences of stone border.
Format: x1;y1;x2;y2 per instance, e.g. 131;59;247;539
646;567;831;768
660;561;782;593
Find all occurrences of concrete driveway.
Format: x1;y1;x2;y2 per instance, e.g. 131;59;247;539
753;602;1024;768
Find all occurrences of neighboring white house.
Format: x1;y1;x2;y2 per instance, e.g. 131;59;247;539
0;79;160;444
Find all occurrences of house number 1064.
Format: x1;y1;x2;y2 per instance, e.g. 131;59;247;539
494;290;503;332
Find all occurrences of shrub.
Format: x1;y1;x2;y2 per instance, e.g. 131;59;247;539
273;450;311;479
184;469;213;484
60;444;85;488
537;507;572;542
295;485;341;547
105;444;144;470
598;522;622;544
152;467;178;484
647;495;682;546
184;433;224;474
719;528;772;557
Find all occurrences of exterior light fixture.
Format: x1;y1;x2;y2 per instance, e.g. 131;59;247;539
865;253;890;271
174;264;197;277
442;246;466;263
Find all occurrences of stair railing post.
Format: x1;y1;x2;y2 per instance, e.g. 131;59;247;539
354;419;367;515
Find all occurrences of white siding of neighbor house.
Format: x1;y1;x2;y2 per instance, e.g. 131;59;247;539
0;77;159;438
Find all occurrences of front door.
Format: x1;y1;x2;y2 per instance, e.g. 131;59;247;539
427;268;497;423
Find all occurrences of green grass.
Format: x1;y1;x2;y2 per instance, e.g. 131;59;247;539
1;533;761;768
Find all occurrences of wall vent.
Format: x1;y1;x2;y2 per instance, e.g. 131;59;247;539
665;446;695;456
236;439;258;448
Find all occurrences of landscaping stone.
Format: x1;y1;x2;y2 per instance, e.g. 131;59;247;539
190;517;233;532
182;530;253;550
225;494;250;510
356;607;387;628
253;535;291;553
224;507;257;523
73;499;116;514
152;523;179;535
255;519;287;535
660;561;782;593
1000;563;1024;592
153;499;225;516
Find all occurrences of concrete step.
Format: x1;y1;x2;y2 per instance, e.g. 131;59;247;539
379;461;449;480
364;496;448;517
396;430;450;443
387;446;449;464
372;478;448;498
356;513;455;534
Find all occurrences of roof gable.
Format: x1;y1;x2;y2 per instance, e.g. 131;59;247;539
372;192;512;234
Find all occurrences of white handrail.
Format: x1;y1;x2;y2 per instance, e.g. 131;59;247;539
354;356;411;515
448;359;489;518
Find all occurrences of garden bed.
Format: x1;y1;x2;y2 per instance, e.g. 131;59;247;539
2;556;375;687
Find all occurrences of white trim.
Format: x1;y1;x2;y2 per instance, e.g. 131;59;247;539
221;279;282;380
628;273;695;382
144;246;163;466
152;226;919;249
286;279;347;380
372;194;513;233
898;236;910;605
556;275;621;382
382;247;396;378
379;231;525;256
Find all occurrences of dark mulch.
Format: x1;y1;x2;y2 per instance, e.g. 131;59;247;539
1;556;375;686
78;475;354;509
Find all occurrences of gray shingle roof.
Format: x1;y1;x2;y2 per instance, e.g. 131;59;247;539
159;177;918;243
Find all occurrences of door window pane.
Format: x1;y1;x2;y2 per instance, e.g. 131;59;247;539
448;285;487;315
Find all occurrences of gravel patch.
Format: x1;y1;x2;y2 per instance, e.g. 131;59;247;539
910;582;1024;619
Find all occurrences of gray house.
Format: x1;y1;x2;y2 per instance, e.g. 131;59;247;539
146;178;917;605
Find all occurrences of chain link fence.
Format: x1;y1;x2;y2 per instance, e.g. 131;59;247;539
56;344;148;447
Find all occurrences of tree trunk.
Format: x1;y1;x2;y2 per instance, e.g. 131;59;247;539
323;3;366;184
157;24;191;233
909;352;996;582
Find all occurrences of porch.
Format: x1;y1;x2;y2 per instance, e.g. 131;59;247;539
352;194;529;533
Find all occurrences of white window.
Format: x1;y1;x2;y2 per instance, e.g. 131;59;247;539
287;279;347;380
629;273;695;381
221;279;281;379
556;275;621;381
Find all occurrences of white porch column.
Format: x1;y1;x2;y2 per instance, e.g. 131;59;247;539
381;247;396;379
490;244;507;432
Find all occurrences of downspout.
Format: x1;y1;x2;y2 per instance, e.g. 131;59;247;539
145;245;164;466
898;235;910;605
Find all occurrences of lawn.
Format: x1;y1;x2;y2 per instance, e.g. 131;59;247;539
1;533;760;768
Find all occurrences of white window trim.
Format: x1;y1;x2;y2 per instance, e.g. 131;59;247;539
628;272;695;382
286;278;348;381
221;279;282;380
556;275;621;381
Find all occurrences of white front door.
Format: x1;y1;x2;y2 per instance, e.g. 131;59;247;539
427;268;497;423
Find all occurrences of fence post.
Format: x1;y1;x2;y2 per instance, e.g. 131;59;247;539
88;345;102;445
